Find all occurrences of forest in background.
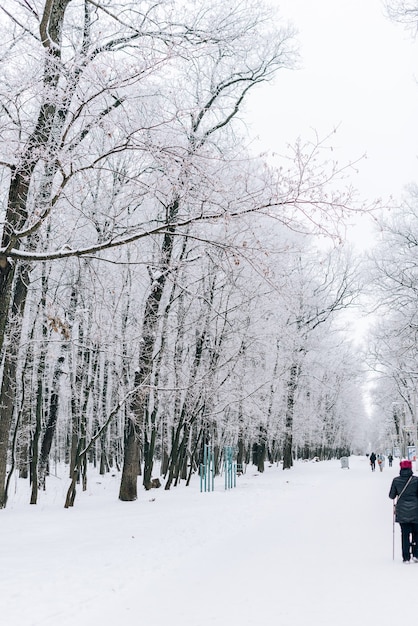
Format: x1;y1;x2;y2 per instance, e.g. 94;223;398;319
0;0;416;509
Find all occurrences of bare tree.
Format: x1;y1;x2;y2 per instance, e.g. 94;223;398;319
274;245;361;468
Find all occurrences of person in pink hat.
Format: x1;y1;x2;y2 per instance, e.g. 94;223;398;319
389;459;418;563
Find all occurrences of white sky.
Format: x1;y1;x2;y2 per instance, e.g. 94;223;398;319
2;456;415;625
247;0;418;204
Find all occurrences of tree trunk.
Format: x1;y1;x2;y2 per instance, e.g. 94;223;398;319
282;363;300;470
30;266;50;505
0;264;30;508
39;355;65;489
256;426;267;473
119;200;179;501
118;417;141;501
30;367;44;505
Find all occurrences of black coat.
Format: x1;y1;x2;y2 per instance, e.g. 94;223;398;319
389;468;418;523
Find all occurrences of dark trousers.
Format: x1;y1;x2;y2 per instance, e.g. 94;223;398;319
399;522;418;560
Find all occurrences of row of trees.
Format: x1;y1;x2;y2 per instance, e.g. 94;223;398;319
0;0;370;508
366;195;418;452
365;1;418;452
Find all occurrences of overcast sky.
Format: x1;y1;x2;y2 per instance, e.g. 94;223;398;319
247;0;418;205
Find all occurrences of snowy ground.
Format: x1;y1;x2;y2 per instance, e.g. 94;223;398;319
1;455;414;626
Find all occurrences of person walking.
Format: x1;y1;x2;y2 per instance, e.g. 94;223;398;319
388;454;393;467
378;454;385;472
369;452;376;471
389;459;418;563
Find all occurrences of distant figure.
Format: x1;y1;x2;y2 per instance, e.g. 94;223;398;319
369;452;377;471
389;459;418;563
388;454;393;467
378;454;385;472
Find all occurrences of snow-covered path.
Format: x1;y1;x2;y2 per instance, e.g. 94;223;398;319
1;456;414;625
